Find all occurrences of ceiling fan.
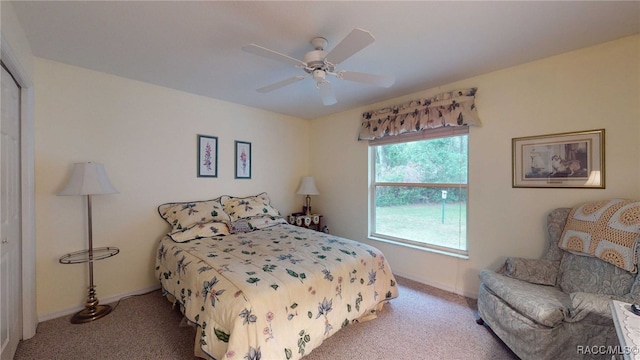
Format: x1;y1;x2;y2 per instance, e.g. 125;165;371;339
242;28;395;106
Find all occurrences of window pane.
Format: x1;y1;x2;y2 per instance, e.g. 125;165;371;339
374;186;467;251
371;132;469;253
375;135;468;184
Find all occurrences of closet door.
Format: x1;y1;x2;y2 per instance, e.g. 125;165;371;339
1;63;22;360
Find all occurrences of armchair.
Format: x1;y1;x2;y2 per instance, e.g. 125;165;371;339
477;203;640;360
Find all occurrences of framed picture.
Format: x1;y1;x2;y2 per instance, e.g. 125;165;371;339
512;129;605;188
235;141;251;179
197;135;218;178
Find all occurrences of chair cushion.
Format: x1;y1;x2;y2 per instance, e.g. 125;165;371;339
557;252;635;296
479;269;571;327
567;292;628;325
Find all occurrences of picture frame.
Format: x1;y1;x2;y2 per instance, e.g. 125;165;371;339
235;141;251;179
197;135;218;178
512;129;605;188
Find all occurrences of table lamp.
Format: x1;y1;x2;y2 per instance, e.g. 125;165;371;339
296;176;319;215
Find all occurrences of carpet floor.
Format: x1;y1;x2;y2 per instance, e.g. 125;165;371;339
15;276;518;359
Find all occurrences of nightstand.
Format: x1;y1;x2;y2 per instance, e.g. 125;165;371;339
288;213;322;231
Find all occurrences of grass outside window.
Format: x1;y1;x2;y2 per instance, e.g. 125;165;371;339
374;201;467;251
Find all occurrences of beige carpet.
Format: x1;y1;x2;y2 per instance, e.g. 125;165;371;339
15;276;517;360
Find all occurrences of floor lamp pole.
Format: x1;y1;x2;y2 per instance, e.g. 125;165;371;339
70;194;112;324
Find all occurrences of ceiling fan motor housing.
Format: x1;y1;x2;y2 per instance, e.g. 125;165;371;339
303;49;333;72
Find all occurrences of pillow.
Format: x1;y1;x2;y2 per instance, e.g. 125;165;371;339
168;220;230;242
230;219;254;234
220;192;281;221
559;199;640;273
229;216;288;234
244;215;288;230
158;198;231;232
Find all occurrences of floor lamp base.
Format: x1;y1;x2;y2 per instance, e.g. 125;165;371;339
70;304;112;324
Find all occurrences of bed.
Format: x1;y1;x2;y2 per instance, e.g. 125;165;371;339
154;193;398;360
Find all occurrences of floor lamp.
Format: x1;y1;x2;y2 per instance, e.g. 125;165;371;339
59;162;118;324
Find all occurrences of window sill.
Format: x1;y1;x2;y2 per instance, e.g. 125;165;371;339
367;235;469;260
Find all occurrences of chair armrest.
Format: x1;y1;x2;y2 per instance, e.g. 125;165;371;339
502;257;560;286
567;292;633;324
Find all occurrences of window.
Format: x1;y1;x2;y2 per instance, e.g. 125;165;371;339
369;127;468;256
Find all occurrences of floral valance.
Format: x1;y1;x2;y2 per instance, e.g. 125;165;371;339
357;88;481;141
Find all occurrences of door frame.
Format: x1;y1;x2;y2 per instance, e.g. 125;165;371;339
1;35;37;339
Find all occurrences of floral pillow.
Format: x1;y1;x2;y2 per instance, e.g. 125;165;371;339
220;192;281;221
169;220;230;242
245;215;288;230
229;219;254;234
158;198;231;232
229;216;288;234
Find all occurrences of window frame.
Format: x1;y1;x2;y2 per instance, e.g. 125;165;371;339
368;126;469;258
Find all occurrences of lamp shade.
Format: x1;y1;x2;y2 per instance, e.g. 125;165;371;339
585;170;601;187
58;162;118;196
296;176;319;195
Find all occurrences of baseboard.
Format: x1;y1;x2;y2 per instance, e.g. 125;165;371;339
38;284;161;323
393;271;478;299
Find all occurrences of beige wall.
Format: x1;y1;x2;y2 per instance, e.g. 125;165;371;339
24;34;640;318
34;58;310;318
309;35;640;297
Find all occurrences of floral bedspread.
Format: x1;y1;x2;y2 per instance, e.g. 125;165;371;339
155;223;398;360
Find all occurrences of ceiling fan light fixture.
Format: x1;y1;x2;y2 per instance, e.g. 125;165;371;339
317;81;337;106
312;69;326;83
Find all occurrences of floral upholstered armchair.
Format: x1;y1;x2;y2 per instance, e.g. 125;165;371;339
477;200;640;360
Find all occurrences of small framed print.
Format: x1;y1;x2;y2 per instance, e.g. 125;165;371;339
198;135;218;178
512;129;605;188
235;141;251;179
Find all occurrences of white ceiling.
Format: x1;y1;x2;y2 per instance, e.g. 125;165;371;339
9;1;640;119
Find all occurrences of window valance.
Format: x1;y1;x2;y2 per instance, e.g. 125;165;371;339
357;88;481;141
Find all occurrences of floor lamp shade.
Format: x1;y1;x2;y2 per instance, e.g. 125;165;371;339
59;162;118;196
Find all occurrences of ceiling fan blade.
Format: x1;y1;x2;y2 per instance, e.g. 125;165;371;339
242;44;307;68
317;81;337;106
256;75;306;93
325;28;375;66
337;70;395;88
